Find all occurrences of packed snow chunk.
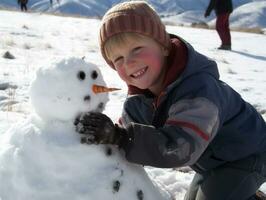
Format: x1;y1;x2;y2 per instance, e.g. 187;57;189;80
30;57;108;122
0;57;169;200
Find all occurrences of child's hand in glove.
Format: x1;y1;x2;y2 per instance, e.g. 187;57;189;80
74;112;128;146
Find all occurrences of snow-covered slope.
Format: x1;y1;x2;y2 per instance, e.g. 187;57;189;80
1;0;266;30
159;0;266;31
231;1;266;29
0;8;266;199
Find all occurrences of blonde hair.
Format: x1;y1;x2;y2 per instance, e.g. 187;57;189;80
104;33;148;60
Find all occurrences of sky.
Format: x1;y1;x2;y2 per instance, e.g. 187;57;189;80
0;6;266;200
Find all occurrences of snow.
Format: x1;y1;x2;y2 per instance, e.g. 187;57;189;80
0;57;170;199
1;0;266;31
0;7;266;199
163;2;266;33
230;1;266;29
30;58;109;121
0;118;168;199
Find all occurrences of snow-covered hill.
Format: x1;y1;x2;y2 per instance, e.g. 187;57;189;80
0;7;266;199
1;0;266;31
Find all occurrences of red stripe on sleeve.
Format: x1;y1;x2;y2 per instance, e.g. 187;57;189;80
118;117;123;125
166;120;210;141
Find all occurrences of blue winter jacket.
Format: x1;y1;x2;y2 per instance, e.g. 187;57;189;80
120;35;266;173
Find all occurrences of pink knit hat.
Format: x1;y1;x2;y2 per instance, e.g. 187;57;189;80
99;1;170;69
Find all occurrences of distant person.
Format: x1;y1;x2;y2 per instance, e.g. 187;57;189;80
74;1;266;200
18;0;28;12
50;0;60;7
205;0;233;50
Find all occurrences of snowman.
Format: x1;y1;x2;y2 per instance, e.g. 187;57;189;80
0;57;171;200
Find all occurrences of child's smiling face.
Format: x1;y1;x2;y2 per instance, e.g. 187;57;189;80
106;33;168;95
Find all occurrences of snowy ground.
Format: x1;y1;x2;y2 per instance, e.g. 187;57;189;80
0;10;266;199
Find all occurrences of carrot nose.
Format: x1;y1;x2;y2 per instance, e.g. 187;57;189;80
92;84;121;94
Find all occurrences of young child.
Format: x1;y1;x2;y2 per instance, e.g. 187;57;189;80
75;1;266;199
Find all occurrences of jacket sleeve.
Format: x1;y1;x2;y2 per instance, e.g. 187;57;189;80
121;97;220;168
205;0;216;16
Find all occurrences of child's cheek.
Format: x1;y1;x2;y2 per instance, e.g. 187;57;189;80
116;68;128;81
138;50;162;69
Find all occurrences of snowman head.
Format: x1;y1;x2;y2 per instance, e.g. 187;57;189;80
30;57;118;122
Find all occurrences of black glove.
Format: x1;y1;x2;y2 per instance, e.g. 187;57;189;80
74;112;128;146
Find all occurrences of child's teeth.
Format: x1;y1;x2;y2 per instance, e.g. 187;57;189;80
133;69;145;77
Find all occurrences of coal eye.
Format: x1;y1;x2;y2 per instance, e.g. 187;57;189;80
98;102;104;109
77;71;86;80
84;95;91;101
91;70;98;80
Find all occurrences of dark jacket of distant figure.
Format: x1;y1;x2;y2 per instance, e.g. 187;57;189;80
206;0;233;15
18;0;28;4
120;35;266;173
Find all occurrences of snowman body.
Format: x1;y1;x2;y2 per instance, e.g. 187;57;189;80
0;58;169;200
